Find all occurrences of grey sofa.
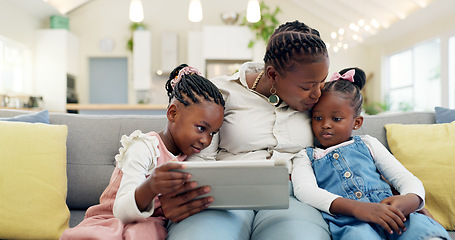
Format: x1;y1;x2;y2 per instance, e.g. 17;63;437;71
0;109;453;238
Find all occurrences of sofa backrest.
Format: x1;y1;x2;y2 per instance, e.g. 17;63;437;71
0;109;436;210
0;109;168;210
353;111;435;150
52;112;168;209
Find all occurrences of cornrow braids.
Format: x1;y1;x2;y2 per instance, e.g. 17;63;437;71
264;31;328;73
323;67;366;116
165;64;225;107
271;20;321;38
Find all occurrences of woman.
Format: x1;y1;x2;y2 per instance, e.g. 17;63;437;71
160;21;331;240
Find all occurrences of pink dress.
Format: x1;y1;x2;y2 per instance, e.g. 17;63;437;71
60;131;186;240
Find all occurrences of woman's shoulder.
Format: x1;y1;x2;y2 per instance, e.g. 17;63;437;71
115;130;161;168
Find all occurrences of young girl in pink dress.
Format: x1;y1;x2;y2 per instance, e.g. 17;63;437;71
59;64;225;240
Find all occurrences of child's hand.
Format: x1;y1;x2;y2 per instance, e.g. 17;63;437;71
380;194;422;217
147;161;191;196
352;201;406;235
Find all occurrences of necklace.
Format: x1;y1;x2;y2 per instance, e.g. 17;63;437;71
251;71;263;90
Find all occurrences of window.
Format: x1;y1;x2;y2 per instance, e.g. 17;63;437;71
0;35;32;94
387;39;441;112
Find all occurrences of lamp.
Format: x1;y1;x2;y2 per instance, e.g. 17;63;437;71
188;0;203;23
129;0;144;22
247;0;261;23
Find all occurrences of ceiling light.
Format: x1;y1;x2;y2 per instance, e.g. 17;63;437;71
371;19;380;29
247;0;261;23
349;23;357;31
188;0;203;23
358;19;365;27
413;0;428;8
338;28;345;35
331;32;337;39
129;0;144;22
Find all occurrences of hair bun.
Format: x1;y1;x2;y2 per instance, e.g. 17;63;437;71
338;67;366;90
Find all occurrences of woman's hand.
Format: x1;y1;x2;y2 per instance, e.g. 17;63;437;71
159;183;213;223
380;194;421;217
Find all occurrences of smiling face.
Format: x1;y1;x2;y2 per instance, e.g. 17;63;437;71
269;59;329;112
166;99;224;157
311;91;363;148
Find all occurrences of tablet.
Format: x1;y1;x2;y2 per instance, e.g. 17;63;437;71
172;160;289;210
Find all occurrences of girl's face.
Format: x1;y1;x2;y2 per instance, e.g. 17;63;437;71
311;91;363;148
271;59;329;112
168;100;224;156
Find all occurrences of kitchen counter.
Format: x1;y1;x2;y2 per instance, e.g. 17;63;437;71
66;104;168;115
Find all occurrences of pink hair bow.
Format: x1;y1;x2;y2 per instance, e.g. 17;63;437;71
171;66;202;88
328;69;355;82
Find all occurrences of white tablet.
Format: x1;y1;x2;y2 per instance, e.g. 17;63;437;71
173;160;289;210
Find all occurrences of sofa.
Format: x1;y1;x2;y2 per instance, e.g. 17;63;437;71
0;109;453;239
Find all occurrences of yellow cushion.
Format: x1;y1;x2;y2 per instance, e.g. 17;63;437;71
0;121;69;239
385;122;455;230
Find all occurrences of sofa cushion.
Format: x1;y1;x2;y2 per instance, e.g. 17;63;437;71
0;121;69;239
435;106;455;123
0;109;49;123
385;122;455;230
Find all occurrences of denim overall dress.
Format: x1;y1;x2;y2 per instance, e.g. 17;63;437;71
307;136;451;240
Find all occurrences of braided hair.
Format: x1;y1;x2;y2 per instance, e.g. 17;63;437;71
264;21;328;73
165;64;225;107
323;67;366;116
271;20;321;37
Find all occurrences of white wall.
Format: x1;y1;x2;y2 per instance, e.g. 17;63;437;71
0;1;43;51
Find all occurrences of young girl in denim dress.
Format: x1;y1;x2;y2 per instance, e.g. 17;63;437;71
292;67;451;240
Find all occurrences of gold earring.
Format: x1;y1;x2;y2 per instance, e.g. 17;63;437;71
268;86;280;106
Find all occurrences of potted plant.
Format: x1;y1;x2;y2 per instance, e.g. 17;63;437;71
127;22;147;52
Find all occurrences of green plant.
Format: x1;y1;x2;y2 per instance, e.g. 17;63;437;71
241;1;281;48
127;22;147;52
363;101;390;115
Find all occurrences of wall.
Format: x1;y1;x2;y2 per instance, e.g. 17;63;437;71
0;1;43;51
67;0;337;104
